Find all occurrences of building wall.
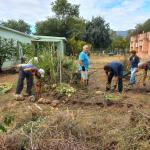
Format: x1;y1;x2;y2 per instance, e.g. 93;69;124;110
0;26;33;69
130;32;150;59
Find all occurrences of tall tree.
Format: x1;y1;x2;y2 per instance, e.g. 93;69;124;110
2;19;31;34
36;0;84;38
84;16;111;50
51;0;79;20
36;18;67;37
130;18;150;36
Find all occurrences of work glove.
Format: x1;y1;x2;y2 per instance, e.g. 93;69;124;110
82;66;85;71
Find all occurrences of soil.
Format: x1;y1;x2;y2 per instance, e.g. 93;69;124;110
0;55;150;149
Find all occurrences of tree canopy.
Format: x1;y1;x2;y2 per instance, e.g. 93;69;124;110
51;0;79;19
2;19;31;34
84;17;111;50
130;18;150;35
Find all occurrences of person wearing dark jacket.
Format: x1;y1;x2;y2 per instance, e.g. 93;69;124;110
128;50;140;84
104;61;123;93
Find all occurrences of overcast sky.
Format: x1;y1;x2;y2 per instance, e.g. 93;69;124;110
0;0;150;31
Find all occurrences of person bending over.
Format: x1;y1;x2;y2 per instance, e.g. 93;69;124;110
15;64;45;98
104;61;123;93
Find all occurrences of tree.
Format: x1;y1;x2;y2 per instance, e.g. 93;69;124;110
67;37;86;55
84;16;111;50
51;0;79;20
2;19;31;34
36;17;85;38
111;36;128;54
0;37;18;72
36;18;67;37
130;18;150;36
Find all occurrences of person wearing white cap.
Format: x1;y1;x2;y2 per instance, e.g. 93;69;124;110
15;64;45;98
137;60;150;86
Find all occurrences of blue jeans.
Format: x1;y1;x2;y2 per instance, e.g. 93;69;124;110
129;68;137;84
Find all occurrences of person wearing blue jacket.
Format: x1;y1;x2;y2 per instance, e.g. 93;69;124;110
104;61;123;93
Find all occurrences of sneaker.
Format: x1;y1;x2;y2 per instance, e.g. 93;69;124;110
14;94;24;101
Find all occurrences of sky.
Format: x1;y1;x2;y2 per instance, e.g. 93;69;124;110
0;0;150;31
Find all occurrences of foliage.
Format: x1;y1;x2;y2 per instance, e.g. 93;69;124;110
55;83;76;97
32;49;59;84
67;37;87;55
84;16;111;50
0;83;13;94
62;57;78;83
36;0;85;39
2;19;31;34
0;37;18;71
0;115;14;133
20;43;34;60
4;115;14;126
111;36;128;54
105;93;122;102
36;18;67;37
129;18;150;36
51;0;79;19
36;17;85;39
0;124;7;133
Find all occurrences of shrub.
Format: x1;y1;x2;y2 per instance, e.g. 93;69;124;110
33;49;59;84
0;37;18;72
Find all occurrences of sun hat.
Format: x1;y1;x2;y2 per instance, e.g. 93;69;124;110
38;69;45;78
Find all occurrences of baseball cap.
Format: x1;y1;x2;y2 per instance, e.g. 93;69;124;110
38;69;45;78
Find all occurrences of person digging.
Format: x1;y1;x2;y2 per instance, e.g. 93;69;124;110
79;45;90;86
15;64;45;100
104;61;123;93
137;60;150;87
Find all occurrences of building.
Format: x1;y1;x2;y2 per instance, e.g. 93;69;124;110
130;32;150;59
0;25;66;70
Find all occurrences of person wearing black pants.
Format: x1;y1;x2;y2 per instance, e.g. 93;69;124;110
16;68;33;96
15;64;45;98
104;61;123;93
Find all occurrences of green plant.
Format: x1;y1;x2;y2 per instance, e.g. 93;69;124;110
105;93;122;102
33;49;59;84
4;115;14;126
0;115;14;133
67;37;87;55
56;83;76;97
21;43;34;61
0;124;7;133
0;37;18;72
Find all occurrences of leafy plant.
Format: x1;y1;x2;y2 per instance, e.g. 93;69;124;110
0;83;13;94
32;49;59;84
56;83;76;97
0;124;7;133
0;37;18;72
105;94;122;102
4;115;14;126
